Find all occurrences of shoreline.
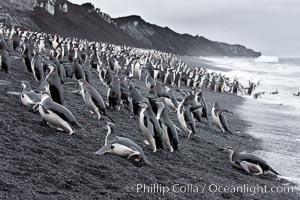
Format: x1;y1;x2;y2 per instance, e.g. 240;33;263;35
236;97;300;188
181;56;232;72
0;58;299;199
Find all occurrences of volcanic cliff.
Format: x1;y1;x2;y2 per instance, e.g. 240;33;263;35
0;0;261;56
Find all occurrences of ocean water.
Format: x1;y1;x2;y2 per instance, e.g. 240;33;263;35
203;57;300;187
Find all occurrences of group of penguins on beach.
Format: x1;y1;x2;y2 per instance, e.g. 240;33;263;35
0;25;280;177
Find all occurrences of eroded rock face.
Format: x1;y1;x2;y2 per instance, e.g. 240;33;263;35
0;0;39;30
114;15;261;57
59;3;68;12
45;0;56;15
0;0;36;11
0;0;261;57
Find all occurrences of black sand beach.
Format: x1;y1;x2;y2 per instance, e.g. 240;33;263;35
0;59;299;200
181;56;231;72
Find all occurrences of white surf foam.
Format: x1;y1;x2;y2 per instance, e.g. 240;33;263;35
202;57;300;109
254;55;279;63
202;57;300;186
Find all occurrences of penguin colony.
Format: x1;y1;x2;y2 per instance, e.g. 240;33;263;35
0;25;279;176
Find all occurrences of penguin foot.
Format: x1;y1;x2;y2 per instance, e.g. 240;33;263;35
127;152;141;160
40;120;47;126
143;140;150;145
169;147;174;153
68;131;75;135
187;131;193;139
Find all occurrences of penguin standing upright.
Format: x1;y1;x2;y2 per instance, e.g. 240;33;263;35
107;76;122;110
31;50;44;82
0;47;11;75
45;64;64;105
22;44;33;73
154;98;179;151
73;58;85;80
139;101;157;152
78;80;113;122
211;102;233;133
177;94;197;139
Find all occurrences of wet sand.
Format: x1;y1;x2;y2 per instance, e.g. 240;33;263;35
181;56;232;72
0;59;299;199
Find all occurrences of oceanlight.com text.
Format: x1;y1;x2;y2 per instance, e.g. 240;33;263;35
129;183;295;196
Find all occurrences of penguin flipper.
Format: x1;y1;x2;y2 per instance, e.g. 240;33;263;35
40;104;50;114
7;91;21;96
239;161;250;173
191;105;203;113
0;80;11;86
142;155;152;166
94;145;112;155
44;102;77;124
269;167;280;175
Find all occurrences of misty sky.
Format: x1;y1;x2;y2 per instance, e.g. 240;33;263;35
69;0;300;57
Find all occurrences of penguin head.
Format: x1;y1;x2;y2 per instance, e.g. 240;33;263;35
220;146;234;153
213;102;220;109
39;80;50;92
20;81;30;90
40;92;51;102
46;64;55;73
153;98;165;110
138;100;149;110
77;79;86;88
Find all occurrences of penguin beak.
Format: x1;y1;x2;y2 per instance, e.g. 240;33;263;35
226;110;234;115
152;98;161;103
218;147;226;152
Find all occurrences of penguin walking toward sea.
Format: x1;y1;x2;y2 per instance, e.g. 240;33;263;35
37;93;80;135
198;90;211;127
141;98;173;152
128;82;144;117
49;50;66;79
73;58;85;80
177;93;197;139
107;76;122;110
78;80;113;122
22;44;33;73
20;81;41;107
211;102;233;133
188;90;203;123
31;50;44;82
45;64;64;105
62;62;74;79
82;58;92;83
153;98;179;151
245;81;256;95
221;146;280;175
148;98;174;152
139;101;157;152
0;47;11;75
155;82;178;111
119;75;131;110
95;122;151;166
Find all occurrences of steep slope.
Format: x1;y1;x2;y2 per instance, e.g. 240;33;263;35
32;0;144;47
115;15;261;57
0;0;261;57
0;0;38;30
